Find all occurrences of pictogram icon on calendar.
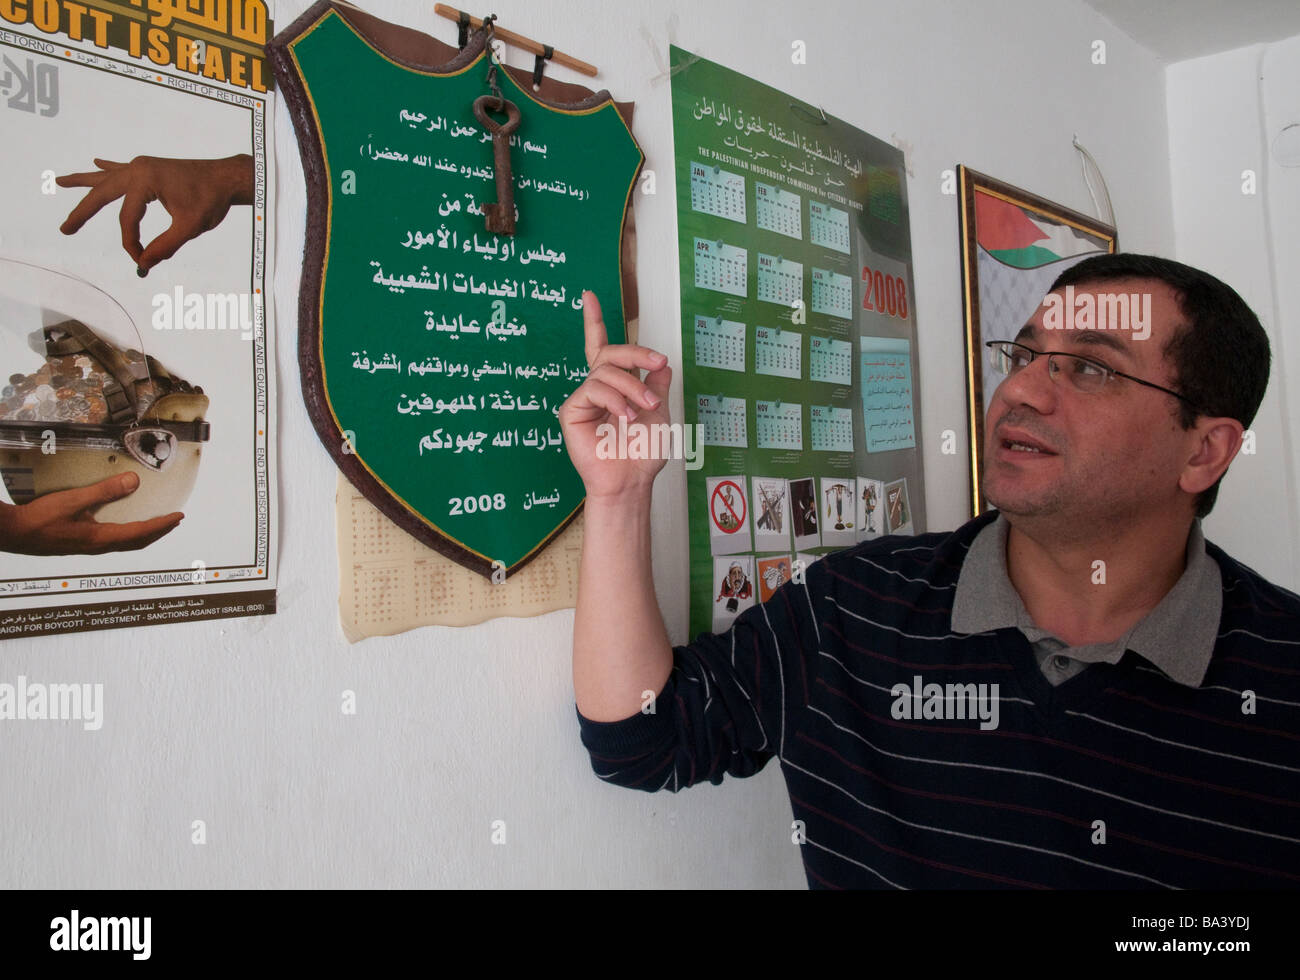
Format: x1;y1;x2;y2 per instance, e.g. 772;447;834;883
711;479;748;534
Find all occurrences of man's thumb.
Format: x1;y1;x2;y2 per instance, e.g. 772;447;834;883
644;363;672;402
138;222;196;272
41;472;140;519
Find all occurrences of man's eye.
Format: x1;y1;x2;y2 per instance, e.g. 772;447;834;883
1071;358;1108;376
1009;350;1034;369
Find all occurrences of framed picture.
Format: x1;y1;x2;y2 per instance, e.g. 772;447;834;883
957;167;1117;516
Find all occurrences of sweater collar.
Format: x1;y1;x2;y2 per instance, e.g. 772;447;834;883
951;513;1221;688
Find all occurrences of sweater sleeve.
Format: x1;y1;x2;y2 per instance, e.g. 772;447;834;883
576;563;823;793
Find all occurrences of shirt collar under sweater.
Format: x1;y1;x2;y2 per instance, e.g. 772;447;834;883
950;512;1221;688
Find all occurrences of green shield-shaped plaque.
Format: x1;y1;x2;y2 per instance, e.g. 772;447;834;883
271;4;642;578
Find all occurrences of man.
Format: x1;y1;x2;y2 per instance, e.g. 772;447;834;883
558;254;1300;888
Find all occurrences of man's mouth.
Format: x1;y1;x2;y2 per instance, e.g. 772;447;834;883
996;429;1057;456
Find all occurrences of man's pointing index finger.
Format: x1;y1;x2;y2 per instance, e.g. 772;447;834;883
582;290;609;367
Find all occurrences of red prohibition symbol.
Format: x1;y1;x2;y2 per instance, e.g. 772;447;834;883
711;480;747;534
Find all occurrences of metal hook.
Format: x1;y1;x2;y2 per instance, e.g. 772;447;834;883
482;14;504;103
789;102;828;126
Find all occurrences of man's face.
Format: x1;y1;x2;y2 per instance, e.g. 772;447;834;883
982;278;1195;527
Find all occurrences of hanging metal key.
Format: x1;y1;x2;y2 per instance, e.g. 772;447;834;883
472;95;521;235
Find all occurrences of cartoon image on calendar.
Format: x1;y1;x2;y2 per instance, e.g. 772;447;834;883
884;477;913;534
790;477;821;552
857;478;886;541
712;556;755;632
820;477;857;547
752;476;792;552
756;555;794;603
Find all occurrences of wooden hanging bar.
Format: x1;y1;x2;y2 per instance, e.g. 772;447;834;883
433;4;599;78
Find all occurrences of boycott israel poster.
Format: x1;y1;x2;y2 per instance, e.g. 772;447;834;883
0;0;278;638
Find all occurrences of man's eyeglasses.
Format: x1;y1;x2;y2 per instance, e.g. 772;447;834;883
985;340;1201;412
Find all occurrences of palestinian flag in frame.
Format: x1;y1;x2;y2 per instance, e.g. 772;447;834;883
269;2;643;579
957;166;1117;516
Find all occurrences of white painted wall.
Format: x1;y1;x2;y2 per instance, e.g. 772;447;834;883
1167;37;1300;589
4;0;1181;888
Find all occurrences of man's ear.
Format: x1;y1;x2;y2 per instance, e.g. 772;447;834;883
1179;417;1244;496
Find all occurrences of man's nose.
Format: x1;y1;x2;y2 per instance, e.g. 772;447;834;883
993;352;1058;413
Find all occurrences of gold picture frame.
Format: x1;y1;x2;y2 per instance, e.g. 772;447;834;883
957;166;1118;516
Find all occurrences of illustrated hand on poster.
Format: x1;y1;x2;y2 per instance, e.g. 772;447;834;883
56;155;255;276
0;472;182;555
558;292;671;499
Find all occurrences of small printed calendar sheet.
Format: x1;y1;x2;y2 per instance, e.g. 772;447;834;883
809;335;853;385
698;394;749;448
755;182;802;240
809;200;851;254
811;267;854;320
754;326;802;379
756;253;803;307
690;160;747;224
336;474;583;639
810;405;854;452
694;238;749;298
755;399;803;450
694;315;747;372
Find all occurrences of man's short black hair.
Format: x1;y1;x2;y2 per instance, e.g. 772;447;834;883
1049;253;1270;518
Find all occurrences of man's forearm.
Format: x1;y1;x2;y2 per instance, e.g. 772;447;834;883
573;488;673;722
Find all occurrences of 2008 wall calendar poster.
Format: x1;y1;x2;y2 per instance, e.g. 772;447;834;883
0;0;278;638
669;47;926;637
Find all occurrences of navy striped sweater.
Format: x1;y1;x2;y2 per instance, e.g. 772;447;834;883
577;512;1300;888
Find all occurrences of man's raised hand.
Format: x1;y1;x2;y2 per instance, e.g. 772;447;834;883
558;291;672;500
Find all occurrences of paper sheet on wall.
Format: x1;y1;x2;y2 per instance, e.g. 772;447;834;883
860;337;916;452
335;472;582;640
